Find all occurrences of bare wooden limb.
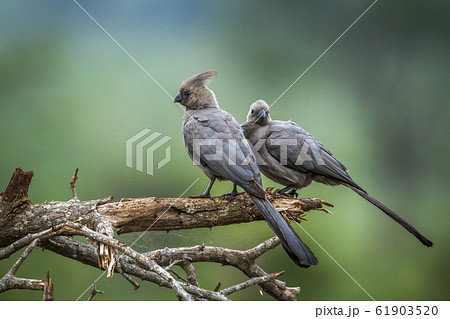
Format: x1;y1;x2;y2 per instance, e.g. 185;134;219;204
0;224;66;260
43;236;99;269
41;235;289;300
0;238;52;296
0;192;328;249
99;191;331;234
0;169;330;250
0;194;329;248
0;276;48;293
119;259;230;301
0;167;332;301
61;222;194;301
179;261;200;287
41;236;223;300
143;237;299;300
0;197;108;247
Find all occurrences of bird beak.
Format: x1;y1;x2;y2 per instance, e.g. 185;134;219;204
174;93;182;103
257;109;266;120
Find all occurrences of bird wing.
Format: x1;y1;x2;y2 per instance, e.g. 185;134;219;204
265;121;359;186
184;109;264;195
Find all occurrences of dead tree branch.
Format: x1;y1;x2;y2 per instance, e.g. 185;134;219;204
99;190;332;234
0;167;333;300
0;237;54;300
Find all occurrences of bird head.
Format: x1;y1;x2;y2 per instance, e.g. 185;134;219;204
247;100;271;125
174;70;219;109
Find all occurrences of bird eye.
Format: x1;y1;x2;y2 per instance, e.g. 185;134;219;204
250;109;254;114
184;91;190;97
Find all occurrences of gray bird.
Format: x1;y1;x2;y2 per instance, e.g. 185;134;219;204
241;100;433;247
174;71;318;267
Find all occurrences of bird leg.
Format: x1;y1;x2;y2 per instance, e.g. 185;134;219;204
188;178;216;200
287;189;299;198
275;186;298;198
221;183;245;201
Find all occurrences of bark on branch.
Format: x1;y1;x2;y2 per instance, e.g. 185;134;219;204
0;167;332;300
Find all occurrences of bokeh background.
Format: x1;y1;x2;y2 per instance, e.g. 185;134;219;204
1;1;448;301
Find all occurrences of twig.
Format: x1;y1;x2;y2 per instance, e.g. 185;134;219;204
70;168;79;200
243;236;281;260
168;270;187;283
213;282;221;292
43;271;54;301
164;259;188;283
6;238;40;276
87;281;103;301
180;282;229;301
165;259;182;271
117;259;140;289
220;271;284;296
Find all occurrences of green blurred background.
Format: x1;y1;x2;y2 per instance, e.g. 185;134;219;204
1;1;449;301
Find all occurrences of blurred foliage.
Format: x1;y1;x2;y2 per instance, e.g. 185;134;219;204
0;1;448;301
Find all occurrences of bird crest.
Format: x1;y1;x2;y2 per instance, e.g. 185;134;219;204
177;70;219;109
183;70;217;88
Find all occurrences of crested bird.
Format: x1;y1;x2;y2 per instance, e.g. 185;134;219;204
174;72;318;267
241;99;433;247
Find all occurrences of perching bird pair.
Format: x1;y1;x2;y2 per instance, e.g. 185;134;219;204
173;71;433;268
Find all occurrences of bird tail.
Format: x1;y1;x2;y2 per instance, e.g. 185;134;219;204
346;184;433;247
250;194;318;268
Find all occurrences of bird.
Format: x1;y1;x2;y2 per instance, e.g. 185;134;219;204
241;99;433;247
174;71;318;267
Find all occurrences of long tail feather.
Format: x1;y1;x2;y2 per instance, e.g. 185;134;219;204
250;194;318;267
346;184;433;247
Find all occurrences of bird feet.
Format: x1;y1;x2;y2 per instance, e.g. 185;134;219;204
221;190;245;201
188;192;214;200
220;184;245;201
275;188;299;198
